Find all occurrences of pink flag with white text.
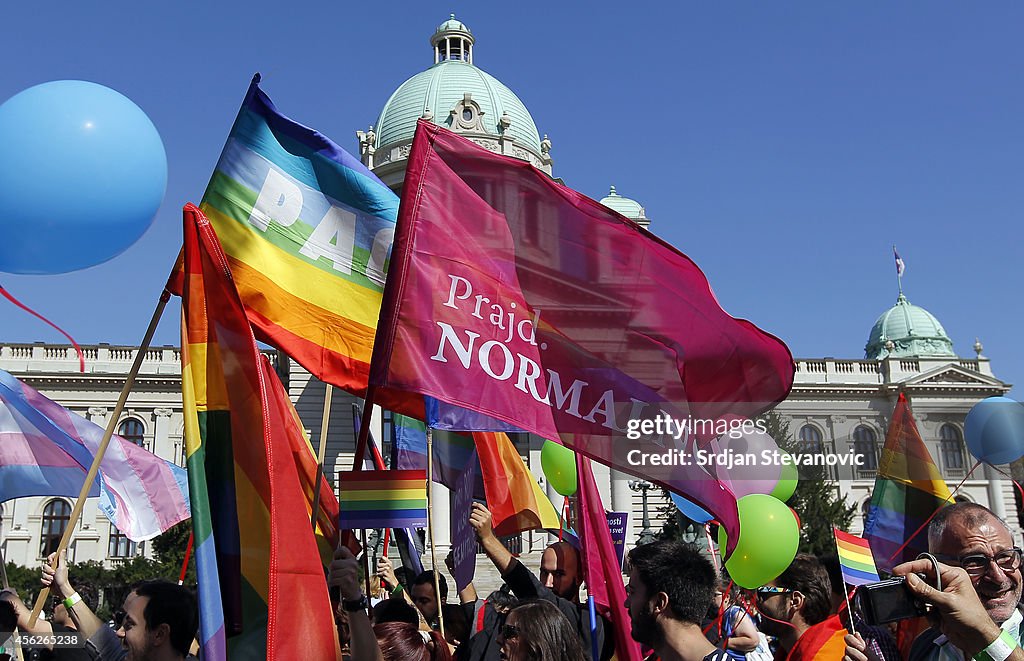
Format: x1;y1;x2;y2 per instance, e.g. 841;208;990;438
370;121;795;552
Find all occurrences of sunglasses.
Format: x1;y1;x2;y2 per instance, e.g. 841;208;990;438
755;586;793;598
500;623;520;640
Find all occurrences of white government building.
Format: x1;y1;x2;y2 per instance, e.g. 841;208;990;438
0;16;1015;574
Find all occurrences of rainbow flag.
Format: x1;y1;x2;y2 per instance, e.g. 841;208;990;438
181;204;341;660
834;528;880;586
0;368;190;542
338;469;428;529
196;74;399;397
474;432;561;536
864;393;951;572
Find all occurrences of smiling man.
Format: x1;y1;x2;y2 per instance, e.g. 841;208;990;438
910;502;1024;660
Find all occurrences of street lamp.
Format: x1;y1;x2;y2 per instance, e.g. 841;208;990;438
628;480;657;546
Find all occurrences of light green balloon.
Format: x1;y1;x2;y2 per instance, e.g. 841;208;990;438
718;494;800;588
541;440;578;496
770;460;799;502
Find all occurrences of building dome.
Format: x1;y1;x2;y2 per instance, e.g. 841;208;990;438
865;294;956;359
373;16;543;156
599;185;650;227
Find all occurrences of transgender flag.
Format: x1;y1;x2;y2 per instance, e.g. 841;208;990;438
0;368;190;541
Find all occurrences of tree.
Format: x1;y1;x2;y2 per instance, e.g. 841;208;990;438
762;410;856;555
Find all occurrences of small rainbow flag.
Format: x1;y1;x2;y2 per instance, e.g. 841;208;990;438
835;528;880;586
338;469;428;530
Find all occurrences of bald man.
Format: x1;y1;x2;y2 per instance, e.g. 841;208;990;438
470;502;612;660
845;503;1024;661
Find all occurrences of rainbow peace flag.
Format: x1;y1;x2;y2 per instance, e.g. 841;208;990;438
338;469;428;530
198;74;399;396
834;528;880;586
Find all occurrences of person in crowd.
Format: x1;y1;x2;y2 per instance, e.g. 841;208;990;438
0;599;17;661
329;544;381;661
374;621;451;661
495;599;586;661
819;555;900;661
40;550;198;661
624;539;730;661
373;598;420;626
845;502;1024;661
469;503;612;660
705;576;759;659
454;586;519;661
756;553;844;660
410;571;470;646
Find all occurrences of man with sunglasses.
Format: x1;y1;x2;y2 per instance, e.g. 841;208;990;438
847;502;1024;661
754;554;844;660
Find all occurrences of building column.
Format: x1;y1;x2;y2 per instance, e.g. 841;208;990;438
983;463;1007;520
609;469;636;546
153;408;174;461
430;481;452;555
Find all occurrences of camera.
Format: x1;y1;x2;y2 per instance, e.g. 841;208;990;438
856;575;930;625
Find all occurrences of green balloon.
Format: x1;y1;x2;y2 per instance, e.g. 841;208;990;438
718;494;800;588
541;440;578;496
770;460;799;502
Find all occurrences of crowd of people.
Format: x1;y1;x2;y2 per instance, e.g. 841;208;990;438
0;501;1021;661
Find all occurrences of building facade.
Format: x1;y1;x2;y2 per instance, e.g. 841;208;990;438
0;16;1015;573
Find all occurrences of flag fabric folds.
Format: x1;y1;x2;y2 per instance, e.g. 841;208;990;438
337;470;428;529
893;247;906;277
834;528;880;586
0;368;190;542
392;413;486;499
370;120;796;550
864;393;951;573
575;454;642;661
194;74;401;398
181;203;340;660
473;432;560;536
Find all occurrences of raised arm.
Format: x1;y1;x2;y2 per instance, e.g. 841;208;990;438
40;551;103;639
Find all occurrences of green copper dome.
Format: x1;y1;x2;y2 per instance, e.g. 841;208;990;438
374;17;543;155
865;294;956;359
599;186;648;223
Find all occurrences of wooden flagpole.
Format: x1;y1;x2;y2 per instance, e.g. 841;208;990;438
426;428;446;639
310;384;334;529
28;289;172;627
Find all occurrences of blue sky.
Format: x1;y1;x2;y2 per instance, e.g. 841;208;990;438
1;2;1021;397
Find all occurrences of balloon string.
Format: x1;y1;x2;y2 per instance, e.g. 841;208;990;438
0;284;84;372
985;464;1024;503
886;460;980;562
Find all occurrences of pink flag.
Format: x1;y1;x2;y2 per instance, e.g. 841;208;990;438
370;121;795;551
576;455;643;661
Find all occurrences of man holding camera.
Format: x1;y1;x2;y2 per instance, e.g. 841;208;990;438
846;503;1024;661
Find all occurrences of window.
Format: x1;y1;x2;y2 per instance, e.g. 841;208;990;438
798;425;824;454
853;426;878;472
108;525;136;558
940;424;966;473
118;418;144;447
40;500;71;558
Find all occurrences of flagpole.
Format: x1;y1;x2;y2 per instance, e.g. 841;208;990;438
177;530;194;586
352;387;377;470
29;287;172;627
425;427;446;640
311;384;333;529
360;529;373;618
833;527;856;632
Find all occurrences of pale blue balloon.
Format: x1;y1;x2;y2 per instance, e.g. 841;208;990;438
965;397;1024;465
0;80;167;274
669;491;713;524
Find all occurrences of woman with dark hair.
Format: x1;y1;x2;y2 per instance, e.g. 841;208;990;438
496;600;587;661
374;621;452;661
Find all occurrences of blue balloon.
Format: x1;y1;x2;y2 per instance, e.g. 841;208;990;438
669;492;713;524
965;397;1024;465
0;81;167;274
